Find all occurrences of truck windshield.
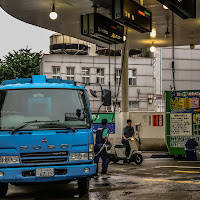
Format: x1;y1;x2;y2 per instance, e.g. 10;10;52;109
0;89;91;131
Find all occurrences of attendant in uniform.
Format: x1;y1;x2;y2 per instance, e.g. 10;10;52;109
94;119;110;178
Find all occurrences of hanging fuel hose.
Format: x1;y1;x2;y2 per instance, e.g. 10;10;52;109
94;28;128;157
171;12;176;101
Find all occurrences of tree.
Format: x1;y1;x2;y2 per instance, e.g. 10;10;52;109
0;48;43;83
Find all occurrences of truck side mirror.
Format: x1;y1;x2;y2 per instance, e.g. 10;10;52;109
102;89;111;106
89;89;97;98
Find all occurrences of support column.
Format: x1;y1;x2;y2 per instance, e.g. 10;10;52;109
120;48;129;130
121;49;129;112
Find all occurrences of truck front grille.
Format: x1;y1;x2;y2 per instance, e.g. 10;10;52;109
20;151;68;158
22;158;67;164
20;151;68;165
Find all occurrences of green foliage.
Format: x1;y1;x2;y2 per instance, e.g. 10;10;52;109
0;48;43;83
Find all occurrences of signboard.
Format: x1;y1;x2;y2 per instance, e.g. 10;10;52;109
170;113;192;135
112;0;152;33
157;0;196;19
92;113;115;134
165;90;200;155
152;115;163;126
81;13;124;44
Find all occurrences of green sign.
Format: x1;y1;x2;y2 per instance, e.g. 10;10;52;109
92;113;115;124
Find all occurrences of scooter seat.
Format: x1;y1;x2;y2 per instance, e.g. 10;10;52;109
115;144;126;148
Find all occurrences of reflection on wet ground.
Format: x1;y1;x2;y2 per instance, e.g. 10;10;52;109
2;154;200;200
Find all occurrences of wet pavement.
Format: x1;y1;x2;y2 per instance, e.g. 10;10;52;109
2;152;200;200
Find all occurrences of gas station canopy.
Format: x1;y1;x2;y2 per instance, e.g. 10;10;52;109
1;0;200;49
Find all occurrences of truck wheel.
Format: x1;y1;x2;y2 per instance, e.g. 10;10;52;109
112;155;119;163
135;154;143;165
77;178;89;196
0;183;8;198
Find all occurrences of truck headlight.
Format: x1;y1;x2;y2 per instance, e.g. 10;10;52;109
69;153;88;161
0;156;20;164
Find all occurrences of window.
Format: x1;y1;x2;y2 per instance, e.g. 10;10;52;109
66;67;75;81
115;69;121;85
97;69;104;85
0;89;91;130
129;69;137;86
129;101;139;109
82;68;90;84
52;66;61;79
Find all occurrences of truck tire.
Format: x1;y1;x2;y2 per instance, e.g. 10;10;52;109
77;178;89;196
134;154;143;165
0;183;8;198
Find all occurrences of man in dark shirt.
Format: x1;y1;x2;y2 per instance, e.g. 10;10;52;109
122;119;134;159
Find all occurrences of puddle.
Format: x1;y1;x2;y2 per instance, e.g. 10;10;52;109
117;181;137;185
122;191;133;196
170;177;200;181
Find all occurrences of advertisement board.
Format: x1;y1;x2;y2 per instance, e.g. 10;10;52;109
92;113;115;134
166;90;200;155
81;13;124;44
112;0;152;33
157;0;196;19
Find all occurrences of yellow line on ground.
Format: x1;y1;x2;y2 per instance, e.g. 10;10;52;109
144;179;200;185
155;166;200;169
173;170;200;174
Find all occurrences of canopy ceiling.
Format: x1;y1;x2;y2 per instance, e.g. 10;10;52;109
1;0;200;49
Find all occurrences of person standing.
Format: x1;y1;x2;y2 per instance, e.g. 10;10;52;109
94;119;110;178
122;119;134;160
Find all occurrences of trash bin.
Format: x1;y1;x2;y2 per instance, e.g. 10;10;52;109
185;138;198;161
196;146;200;161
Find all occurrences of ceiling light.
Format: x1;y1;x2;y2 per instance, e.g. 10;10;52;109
150;29;156;38
49;3;58;20
190;32;195;49
190;43;195;50
163;5;168;10
165;27;171;38
150;42;156;53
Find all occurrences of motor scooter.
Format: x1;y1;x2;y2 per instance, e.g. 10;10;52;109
107;137;143;165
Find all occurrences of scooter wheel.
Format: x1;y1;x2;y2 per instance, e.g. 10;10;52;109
112;155;119;163
134;154;143;165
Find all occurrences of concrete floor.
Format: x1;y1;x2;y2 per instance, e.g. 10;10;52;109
2;152;200;200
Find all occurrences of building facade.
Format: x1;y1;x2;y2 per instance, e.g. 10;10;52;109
40;54;157;113
40;42;200;113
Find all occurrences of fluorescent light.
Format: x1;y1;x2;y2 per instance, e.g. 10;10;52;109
163;5;168;10
123;36;126;41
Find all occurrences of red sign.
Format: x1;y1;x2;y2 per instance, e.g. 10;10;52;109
152;115;163;126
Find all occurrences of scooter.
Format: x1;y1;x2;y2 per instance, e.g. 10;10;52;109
107;137;143;165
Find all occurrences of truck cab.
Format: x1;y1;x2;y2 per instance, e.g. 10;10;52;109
0;75;96;197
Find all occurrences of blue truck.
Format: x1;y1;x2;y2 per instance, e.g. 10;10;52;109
0;75;97;197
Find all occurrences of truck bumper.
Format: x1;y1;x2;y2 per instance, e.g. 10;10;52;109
0;164;96;183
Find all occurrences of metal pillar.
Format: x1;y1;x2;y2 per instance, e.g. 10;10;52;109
120;48;129;129
121;49;129;112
